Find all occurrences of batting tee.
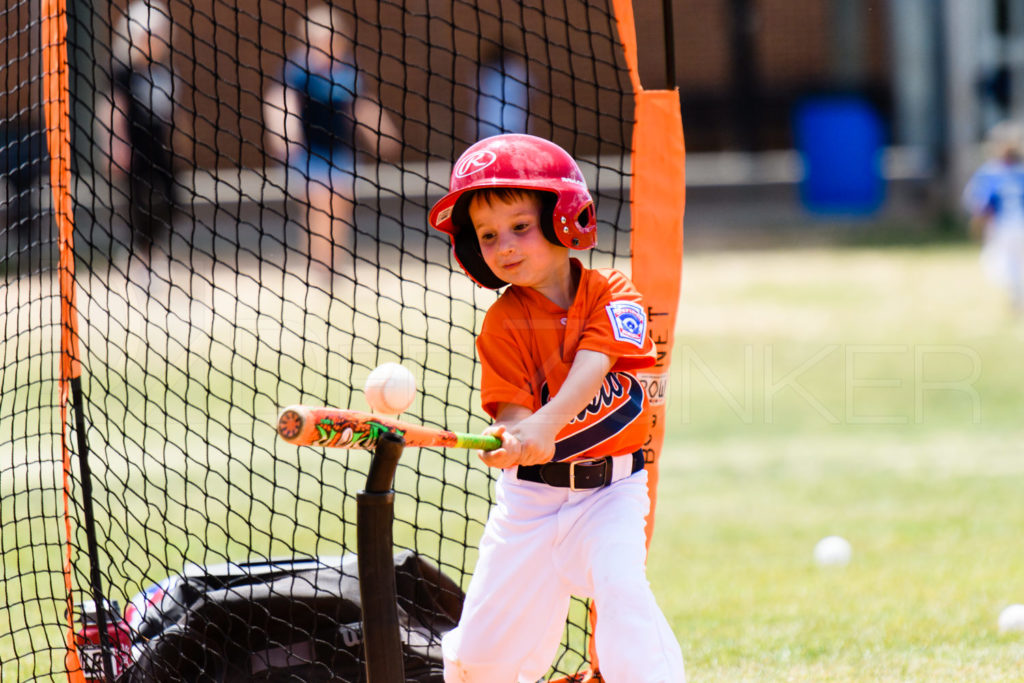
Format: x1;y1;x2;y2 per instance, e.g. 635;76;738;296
0;0;684;680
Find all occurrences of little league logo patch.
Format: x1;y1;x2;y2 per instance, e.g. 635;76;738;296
605;300;647;347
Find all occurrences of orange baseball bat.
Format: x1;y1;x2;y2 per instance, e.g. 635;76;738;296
277;405;502;451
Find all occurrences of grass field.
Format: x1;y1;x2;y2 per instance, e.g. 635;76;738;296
645;243;1024;681
4;241;1024;681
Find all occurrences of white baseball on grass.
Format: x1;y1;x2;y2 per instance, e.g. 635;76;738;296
813;535;852;567
364;362;417;415
998;604;1024;633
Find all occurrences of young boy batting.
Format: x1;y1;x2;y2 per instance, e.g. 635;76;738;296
429;134;685;682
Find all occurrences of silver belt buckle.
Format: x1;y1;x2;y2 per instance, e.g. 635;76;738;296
568;457;601;491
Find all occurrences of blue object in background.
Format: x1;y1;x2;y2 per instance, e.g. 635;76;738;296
794;96;885;215
477;55;529;139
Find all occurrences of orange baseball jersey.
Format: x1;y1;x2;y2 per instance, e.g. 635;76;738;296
477;259;656;462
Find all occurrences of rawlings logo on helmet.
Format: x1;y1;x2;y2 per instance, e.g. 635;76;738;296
454;150;498;178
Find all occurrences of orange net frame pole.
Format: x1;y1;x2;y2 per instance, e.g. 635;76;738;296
41;0;86;678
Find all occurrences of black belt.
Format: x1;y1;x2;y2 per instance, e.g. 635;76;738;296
515;450;644;490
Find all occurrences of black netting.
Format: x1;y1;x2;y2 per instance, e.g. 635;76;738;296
2;1;635;680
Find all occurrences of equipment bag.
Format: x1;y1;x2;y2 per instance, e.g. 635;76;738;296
118;549;462;682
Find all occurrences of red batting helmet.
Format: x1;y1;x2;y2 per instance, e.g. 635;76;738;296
428;134;597;288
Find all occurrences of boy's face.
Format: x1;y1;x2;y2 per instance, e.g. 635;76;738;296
469;192;569;290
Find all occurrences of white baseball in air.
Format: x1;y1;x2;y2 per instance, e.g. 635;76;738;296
998;604;1024;633
364;363;417;415
813;535;852;567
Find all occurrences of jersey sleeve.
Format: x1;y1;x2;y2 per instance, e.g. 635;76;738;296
477;298;536;418
576;269;656;372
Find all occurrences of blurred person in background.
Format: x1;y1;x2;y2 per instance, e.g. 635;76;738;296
102;0;180;266
1;114;47;259
264;3;400;275
475;34;529;140
963;120;1024;315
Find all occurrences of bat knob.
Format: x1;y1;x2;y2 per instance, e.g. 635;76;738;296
277;408;304;441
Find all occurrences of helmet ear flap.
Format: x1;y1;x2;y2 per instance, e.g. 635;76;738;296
450;193;473;236
451;203;507;289
577;204;594;230
565;204;598;249
537;192;560;247
552;198;597;249
567;204;596;246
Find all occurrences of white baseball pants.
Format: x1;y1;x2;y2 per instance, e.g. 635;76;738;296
442;468;685;682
